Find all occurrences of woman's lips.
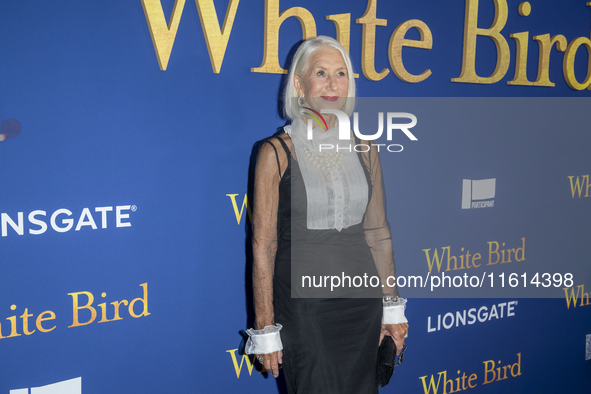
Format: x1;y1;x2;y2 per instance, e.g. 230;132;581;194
321;96;339;102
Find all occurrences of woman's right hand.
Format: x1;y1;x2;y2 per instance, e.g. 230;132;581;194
257;350;283;378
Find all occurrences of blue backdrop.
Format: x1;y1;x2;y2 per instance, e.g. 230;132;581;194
1;0;590;393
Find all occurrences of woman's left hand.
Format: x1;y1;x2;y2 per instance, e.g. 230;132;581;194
379;323;408;355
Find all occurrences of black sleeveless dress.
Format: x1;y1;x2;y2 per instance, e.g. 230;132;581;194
269;136;382;394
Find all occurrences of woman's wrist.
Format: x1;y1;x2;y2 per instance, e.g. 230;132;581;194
255;320;275;330
382;297;408;324
245;324;284;355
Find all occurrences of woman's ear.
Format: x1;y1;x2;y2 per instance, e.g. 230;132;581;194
294;74;304;98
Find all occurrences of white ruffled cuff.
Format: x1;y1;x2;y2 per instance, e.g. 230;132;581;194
245;324;283;355
382;298;408;324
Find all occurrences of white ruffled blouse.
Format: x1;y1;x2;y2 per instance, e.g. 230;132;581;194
284;117;368;231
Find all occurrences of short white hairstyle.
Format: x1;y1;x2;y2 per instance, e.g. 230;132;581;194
283;36;356;120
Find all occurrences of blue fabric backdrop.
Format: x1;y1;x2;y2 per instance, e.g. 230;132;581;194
1;0;590;393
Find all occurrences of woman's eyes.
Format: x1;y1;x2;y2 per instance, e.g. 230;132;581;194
315;70;347;77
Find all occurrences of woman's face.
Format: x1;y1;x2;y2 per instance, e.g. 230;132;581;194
294;46;349;115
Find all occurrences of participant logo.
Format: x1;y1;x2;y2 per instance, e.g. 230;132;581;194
10;377;81;394
461;178;496;209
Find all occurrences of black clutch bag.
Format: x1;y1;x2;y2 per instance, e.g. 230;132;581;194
376;335;396;387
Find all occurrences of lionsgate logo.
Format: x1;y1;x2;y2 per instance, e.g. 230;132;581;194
1;205;135;237
427;301;517;333
301;107;417;153
462;178;496;209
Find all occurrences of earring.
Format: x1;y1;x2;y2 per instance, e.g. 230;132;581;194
298;96;306;107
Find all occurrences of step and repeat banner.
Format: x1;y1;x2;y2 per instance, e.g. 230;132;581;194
1;0;590;393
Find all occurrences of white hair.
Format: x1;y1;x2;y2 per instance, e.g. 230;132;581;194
283;36;356;120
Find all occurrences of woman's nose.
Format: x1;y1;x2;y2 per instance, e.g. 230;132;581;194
326;75;337;91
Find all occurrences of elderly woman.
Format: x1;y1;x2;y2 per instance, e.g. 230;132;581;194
246;36;408;393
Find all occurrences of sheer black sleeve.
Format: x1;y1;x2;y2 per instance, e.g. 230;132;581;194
251;138;289;329
359;142;400;298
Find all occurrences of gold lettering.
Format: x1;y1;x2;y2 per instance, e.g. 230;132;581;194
563;285;581;308
518;2;531;17
472;252;481;268
418;371;445;394
196;0;241;73
6;305;20;338
487;241;499;265
579;285;589;307
111;300;129;321
326;14;359;78
589;2;591;91
451;0;510;84
501;364;511;380
326;14;351;53
97;302;109;322
423;247;447;273
531;34;567;87
443;373;455;393
36;311;56;333
68;291;97;327
129;283;151;318
515;238;525;261
506;248;514;263
226;348;255;378
356;0;389;81
507;32;533;86
508;2;534;85
98;292;110;323
564;284;591;308
141;0;187;70
510;353;522;377
252;0;317;74
482;360;496;384
468;373;477;388
568;175;589;198
446;247;458;272
227;194;253;224
563;36;591;90
389;19;432;83
20;308;35;335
